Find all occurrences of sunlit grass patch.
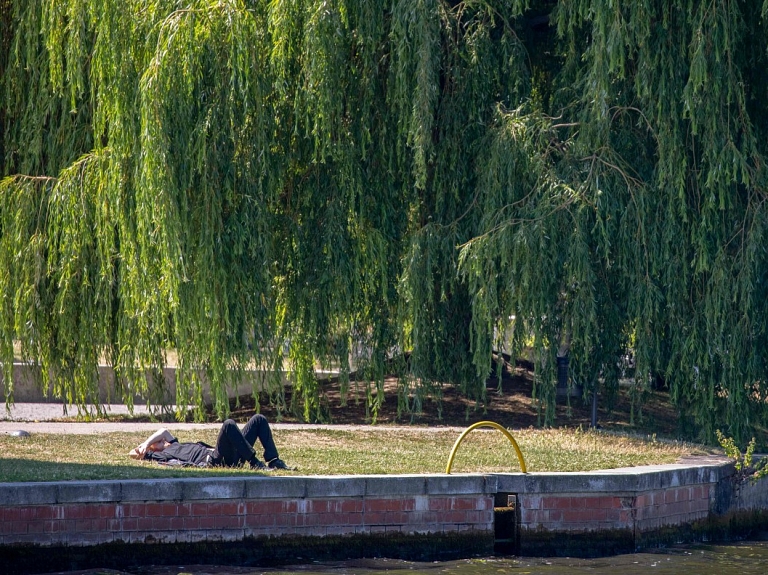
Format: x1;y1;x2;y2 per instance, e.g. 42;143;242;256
0;426;712;482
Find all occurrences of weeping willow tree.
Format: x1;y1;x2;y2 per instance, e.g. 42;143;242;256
2;0;768;439
461;0;768;441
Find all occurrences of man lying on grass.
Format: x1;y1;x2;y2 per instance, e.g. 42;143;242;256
129;414;294;470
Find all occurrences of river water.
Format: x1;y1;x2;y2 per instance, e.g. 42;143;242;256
69;541;768;575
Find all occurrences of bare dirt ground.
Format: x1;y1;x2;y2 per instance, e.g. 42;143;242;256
217;359;681;438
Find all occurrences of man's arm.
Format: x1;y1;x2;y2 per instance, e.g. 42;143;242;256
128;428;176;459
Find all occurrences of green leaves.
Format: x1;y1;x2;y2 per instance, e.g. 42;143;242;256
485;0;768;439
2;1;768;439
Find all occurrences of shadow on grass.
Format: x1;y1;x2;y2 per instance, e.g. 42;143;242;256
0;457;266;483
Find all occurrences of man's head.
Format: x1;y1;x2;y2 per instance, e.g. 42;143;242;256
147;440;169;452
128;439;169;459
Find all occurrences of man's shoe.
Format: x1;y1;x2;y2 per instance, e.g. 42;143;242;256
267;458;294;470
249;458;267;470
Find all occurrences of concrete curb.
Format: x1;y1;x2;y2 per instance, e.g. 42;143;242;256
2;455;766;574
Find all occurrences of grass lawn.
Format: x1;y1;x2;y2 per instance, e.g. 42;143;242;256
0;426;713;483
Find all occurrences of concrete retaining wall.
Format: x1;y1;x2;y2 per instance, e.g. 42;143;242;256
495;458;751;555
2;362;290;403
1;458;767;573
0;475;496;547
0;474;497;573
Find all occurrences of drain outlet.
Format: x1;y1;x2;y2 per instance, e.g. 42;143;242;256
494;492;519;555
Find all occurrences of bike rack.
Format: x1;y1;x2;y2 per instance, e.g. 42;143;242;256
445;420;527;474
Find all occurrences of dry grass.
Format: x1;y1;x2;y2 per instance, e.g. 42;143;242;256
0;426;712;483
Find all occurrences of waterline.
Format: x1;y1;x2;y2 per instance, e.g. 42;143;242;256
80;541;768;575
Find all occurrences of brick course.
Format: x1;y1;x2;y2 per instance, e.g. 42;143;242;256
2;458;762;562
0;476;496;548
519;487;715;533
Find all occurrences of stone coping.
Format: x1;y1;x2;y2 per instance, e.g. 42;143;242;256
0;456;734;506
496;455;733;494
0;474;497;506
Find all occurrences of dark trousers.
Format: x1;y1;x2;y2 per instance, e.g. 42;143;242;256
212;414;279;467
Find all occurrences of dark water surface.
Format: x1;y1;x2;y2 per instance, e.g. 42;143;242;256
61;541;768;575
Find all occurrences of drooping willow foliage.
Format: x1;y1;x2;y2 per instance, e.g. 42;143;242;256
2;0;768;439
461;0;768;441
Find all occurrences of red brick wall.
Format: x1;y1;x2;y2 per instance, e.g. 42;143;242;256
0;495;494;547
519;484;713;533
519;494;636;532
634;485;712;530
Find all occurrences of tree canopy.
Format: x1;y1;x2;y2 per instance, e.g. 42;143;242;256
2;0;768;440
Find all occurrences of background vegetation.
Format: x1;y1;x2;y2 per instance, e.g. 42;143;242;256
2;1;768;443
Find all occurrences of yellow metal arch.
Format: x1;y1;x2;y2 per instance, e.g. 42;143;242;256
445;420;527;474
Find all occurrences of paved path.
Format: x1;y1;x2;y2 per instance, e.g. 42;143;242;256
1;401;168;421
0;401;190;422
0;402;466;435
0;403;215;435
